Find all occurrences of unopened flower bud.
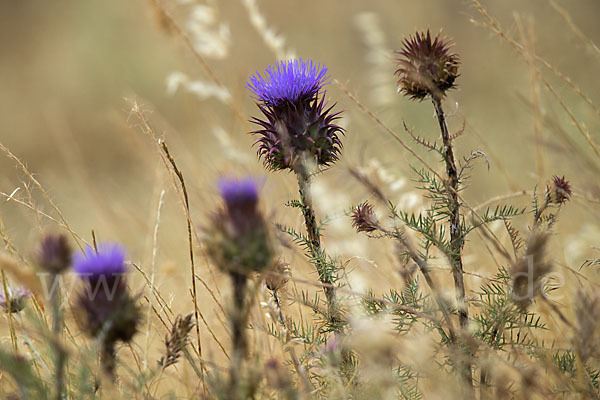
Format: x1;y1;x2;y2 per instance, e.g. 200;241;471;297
351;202;379;233
0;285;31;314
37;234;72;274
546;175;572;205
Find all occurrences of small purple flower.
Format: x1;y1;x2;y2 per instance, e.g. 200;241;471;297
205;177;273;274
248;58;344;172
248;59;328;107
73;243;127;280
218;177;260;211
73;242;140;375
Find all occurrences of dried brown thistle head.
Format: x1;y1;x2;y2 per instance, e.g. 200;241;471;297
395;29;460;101
546;175;572;205
265;258;290;292
351;202;379;233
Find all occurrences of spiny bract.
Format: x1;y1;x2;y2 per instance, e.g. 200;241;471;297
248;59;344;171
395;30;460;100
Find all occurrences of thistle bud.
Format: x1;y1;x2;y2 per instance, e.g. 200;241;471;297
36;234;72;274
351;202;379;233
395;30;460;101
546;175;572;205
73;244;140;344
206;177;273;274
0;284;31;314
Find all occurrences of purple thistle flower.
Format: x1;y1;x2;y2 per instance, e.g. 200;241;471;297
248;58;344;172
73;243;127;281
248;59;328;107
205;177;273;274
218;177;260;211
73;241;140;375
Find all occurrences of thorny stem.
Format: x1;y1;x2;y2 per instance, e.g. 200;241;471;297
51;276;66;400
295;166;339;327
271;289;314;393
432;97;473;391
229;272;248;400
389;229;458;340
272;290;286;326
100;340;116;378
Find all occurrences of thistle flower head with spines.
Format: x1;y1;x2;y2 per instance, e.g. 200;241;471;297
73;242;140;344
547;175;572;205
206;177;273;274
351;202;379;233
248;58;344;172
395;29;460;100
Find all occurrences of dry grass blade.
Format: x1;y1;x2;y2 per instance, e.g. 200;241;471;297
0;142;84;251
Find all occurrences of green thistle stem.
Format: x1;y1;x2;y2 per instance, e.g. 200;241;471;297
432;96;473;392
229;271;248;400
295;166;339;326
51;274;66;400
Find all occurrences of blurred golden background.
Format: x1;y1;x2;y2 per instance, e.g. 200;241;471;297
1;0;600;385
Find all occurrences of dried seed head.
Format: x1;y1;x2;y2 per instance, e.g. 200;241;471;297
395;30;460;101
37;234;72;274
159;313;195;369
546;175;572;205
265;258;290;292
351;202;379;233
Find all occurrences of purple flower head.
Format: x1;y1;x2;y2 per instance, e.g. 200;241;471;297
206;177;273;274
218;177;260;211
73;243;127;280
248;59;328;107
248;59;344;172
